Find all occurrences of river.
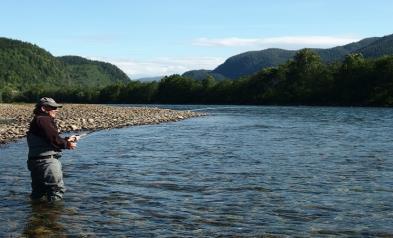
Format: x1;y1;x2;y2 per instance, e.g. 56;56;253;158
0;105;392;237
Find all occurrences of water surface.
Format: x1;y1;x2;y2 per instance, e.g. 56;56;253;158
1;105;392;237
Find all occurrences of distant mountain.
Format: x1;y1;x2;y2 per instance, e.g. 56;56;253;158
355;34;393;57
186;34;392;80
312;37;380;62
182;69;227;81
0;37;130;91
213;48;297;79
58;56;130;87
134;76;163;82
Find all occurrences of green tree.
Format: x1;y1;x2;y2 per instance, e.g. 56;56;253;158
156;75;199;103
368;56;393;105
286;49;325;103
99;83;125;103
334;53;372;104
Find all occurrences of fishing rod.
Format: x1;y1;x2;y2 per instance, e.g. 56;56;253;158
76;132;94;140
69;132;94;142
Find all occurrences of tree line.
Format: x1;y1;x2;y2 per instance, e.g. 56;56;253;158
1;49;393;106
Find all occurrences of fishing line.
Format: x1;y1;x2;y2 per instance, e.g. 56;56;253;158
189;106;242;111
74;131;94;140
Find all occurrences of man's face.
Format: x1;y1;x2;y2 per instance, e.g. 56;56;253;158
43;106;59;118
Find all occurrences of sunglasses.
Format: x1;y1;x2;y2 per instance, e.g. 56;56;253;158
45;106;59;111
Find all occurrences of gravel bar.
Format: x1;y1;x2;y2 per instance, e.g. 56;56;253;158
0;104;205;144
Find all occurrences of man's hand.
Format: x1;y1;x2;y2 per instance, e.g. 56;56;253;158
67;141;77;149
67;136;78;149
68;135;81;142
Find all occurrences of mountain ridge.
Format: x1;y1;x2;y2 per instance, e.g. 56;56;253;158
185;34;393;80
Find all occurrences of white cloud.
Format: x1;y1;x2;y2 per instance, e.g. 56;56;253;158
193;36;361;49
90;57;225;79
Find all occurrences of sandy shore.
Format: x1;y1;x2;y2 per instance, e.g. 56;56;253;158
0;104;205;144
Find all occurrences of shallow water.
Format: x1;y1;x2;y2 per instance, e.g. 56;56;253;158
1;105;393;237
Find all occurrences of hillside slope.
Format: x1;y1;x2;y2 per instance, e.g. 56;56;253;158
213;48;297;79
58;56;130;87
182;69;227;81
207;34;392;79
0;37;70;89
0;37;130;92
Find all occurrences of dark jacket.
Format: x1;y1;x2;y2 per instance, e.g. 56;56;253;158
27;112;68;158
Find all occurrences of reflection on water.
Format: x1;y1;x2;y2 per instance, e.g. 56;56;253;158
23;201;65;237
1;105;393;236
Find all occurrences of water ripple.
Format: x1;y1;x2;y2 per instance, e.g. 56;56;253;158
1;106;393;236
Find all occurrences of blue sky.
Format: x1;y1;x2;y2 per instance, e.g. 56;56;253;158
2;0;393;78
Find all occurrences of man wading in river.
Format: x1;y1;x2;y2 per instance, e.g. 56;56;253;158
27;97;79;202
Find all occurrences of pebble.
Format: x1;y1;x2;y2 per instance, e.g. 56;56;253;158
0;104;205;144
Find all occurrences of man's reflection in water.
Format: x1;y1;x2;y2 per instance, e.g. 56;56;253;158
23;200;65;237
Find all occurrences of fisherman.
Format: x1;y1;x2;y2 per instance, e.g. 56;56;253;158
27;97;79;202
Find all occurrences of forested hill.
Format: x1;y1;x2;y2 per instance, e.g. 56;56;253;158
0;37;130;92
0;37;71;89
213;48;297;79
211;34;393;79
355;34;393;57
58;56;130;87
182;69;227;81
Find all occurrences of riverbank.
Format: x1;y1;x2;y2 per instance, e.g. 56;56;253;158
0;103;205;144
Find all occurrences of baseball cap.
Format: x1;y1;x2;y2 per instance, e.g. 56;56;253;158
38;97;63;108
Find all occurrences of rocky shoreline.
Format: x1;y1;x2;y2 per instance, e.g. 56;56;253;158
0;104;205;144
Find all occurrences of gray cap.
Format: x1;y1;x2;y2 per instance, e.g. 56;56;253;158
38;97;63;108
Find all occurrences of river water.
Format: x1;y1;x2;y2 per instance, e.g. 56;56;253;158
0;105;392;237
